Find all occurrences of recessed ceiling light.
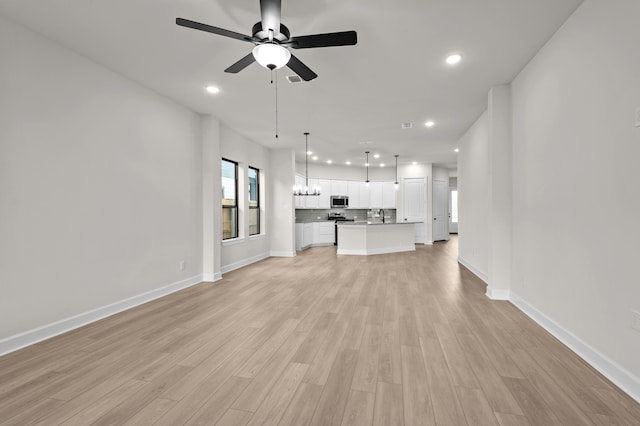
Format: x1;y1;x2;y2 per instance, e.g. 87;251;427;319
445;54;462;65
345;161;351;165
205;85;220;94
454;148;459;153
327;160;332;164
412;161;417;165
374;154;380;159
425;120;435;128
312;156;318;160
380;163;385;167
306;151;312;155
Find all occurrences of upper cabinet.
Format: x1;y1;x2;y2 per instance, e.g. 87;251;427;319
294;174;305;208
359;183;370;209
295;177;395;209
347;181;360;208
382;182;397;208
294;177;330;209
305;178;320;209
318;179;331;208
330;180;348;196
369;182;383;208
368;182;397;209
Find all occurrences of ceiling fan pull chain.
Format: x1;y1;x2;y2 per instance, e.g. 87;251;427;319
274;69;279;139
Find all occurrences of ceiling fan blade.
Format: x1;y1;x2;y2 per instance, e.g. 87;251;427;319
260;0;282;36
224;53;256;73
289;31;357;49
287;54;318;81
176;18;253;42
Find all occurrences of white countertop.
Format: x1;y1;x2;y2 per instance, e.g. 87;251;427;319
338;220;421;226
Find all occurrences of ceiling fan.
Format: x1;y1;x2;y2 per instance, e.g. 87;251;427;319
176;0;357;81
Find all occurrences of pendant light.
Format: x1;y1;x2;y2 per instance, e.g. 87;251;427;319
293;132;320;196
365;151;370;187
394;155;399;190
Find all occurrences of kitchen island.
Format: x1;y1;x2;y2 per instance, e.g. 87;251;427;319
336;221;416;255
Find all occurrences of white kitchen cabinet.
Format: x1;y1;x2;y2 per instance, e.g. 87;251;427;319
294;175;305;208
314;221;335;245
330;180;348;196
296;221;335;250
305;179;320;209
318;179;331;208
369;182;383;208
303;223;314;248
295;223;304;250
382;182;397;208
347;181;360;208
360;182;370;209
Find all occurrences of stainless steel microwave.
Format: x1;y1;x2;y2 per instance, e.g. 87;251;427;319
330;195;349;208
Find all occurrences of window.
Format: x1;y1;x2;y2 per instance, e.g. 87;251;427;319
221;159;238;240
248;167;260;236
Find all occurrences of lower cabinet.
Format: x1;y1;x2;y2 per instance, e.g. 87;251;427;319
296;221;335;250
303;223;314;248
315;222;335;245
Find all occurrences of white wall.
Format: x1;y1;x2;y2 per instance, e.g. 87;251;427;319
486;85;512;299
457;112;490;281
270;150;296;256
0;17;203;341
220;125;270;271
202;116;222;281
298;162;396;182
510;0;640;387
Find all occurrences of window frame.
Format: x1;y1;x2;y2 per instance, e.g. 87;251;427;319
221;158;238;240
248;166;260;236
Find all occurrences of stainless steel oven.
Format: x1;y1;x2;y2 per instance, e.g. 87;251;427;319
330;195;348;208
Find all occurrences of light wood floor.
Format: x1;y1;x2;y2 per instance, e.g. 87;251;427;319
1;237;639;425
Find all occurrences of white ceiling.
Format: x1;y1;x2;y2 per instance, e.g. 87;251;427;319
0;0;582;169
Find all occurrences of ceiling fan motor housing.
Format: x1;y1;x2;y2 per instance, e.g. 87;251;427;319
252;22;290;43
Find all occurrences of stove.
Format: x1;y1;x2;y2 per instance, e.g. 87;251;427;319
328;213;347;221
328;213;354;245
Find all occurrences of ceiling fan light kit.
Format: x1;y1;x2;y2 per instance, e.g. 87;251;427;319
252;43;291;70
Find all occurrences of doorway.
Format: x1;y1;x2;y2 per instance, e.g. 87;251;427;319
402;177;426;244
433;179;449;241
449;187;458;234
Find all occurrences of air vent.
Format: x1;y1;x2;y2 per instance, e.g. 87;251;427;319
286;75;302;83
402;122;413;129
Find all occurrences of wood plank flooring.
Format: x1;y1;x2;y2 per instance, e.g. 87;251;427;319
1;237;639;425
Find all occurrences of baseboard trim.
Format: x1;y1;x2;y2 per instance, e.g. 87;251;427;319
270;251;296;257
202;272;222;282
337;245;415;256
457;256;489;284
0;274;204;357
510;292;640;404
221;253;270;274
486;288;510;300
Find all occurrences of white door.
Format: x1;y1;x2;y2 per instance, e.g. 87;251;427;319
449;187;458;234
402;177;425;243
433;179;448;241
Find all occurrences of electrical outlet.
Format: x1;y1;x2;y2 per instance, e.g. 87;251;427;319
636;107;640;127
179;260;185;271
632;311;640;332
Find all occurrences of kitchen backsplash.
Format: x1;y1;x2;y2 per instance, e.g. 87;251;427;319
295;208;396;222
